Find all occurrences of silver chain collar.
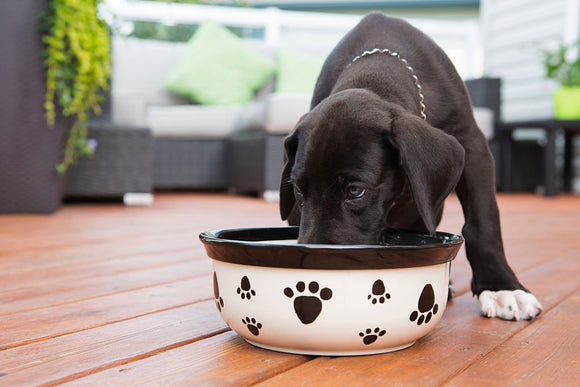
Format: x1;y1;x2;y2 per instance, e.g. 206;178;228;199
350;48;427;121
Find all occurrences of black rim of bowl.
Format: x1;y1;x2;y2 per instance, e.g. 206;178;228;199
200;227;463;270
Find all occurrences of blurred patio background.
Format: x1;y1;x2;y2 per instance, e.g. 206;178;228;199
1;0;579;213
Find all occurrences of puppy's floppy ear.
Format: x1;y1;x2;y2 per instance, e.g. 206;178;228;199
387;113;465;234
279;128;299;221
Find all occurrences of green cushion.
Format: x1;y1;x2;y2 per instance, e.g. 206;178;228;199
164;21;275;105
275;48;324;94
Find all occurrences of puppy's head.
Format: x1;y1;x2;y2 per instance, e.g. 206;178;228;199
280;89;464;245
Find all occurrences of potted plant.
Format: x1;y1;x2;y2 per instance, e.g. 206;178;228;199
0;0;110;214
543;41;580;120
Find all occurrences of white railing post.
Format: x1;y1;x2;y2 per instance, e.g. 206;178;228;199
264;7;281;47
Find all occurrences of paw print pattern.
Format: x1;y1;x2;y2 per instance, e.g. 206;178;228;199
212;272;224;312
242;317;262;336
368;279;391;304
359;327;386;345
237;276;256;300
409;284;439;325
284;281;332;324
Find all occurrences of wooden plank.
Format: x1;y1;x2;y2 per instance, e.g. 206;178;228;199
0;233;197;275
0;247;200;294
447;291;580;385
61;331;311;386
0;193;283;254
0;301;229;385
251;251;580;386
0;197;284;281
0;260;212;315
0;277;212;350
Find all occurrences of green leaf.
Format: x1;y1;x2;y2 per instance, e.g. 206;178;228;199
542;40;580;86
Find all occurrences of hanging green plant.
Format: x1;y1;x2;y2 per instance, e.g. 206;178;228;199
42;0;111;174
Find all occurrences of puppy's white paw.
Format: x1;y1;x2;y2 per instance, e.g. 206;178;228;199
478;290;543;320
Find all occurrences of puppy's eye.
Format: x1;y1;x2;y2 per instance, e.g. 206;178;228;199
347;185;366;200
295;186;303;196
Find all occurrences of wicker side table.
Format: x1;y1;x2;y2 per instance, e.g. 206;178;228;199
65;121;154;205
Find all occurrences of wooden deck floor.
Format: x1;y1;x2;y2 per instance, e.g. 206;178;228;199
0;192;579;385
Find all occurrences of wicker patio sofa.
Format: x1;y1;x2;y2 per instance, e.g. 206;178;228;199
109;29;328;192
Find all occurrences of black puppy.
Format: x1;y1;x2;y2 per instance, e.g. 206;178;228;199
279;12;542;320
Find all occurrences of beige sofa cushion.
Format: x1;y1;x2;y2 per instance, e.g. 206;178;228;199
265;92;311;134
147;105;244;138
111;36;275;135
262;97;495;139
112;38;190;108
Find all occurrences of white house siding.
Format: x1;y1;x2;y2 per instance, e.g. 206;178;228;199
481;0;579;121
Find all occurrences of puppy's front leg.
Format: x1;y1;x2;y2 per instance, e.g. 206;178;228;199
455;134;542;320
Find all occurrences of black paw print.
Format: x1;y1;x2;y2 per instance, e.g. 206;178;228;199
359;327;386;345
237;276;256;300
409;284;439;325
368;279;391;304
242;317;262;336
284;281;332;324
212;272;224;312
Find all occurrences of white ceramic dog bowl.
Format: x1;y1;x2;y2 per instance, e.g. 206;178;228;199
200;227;463;356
